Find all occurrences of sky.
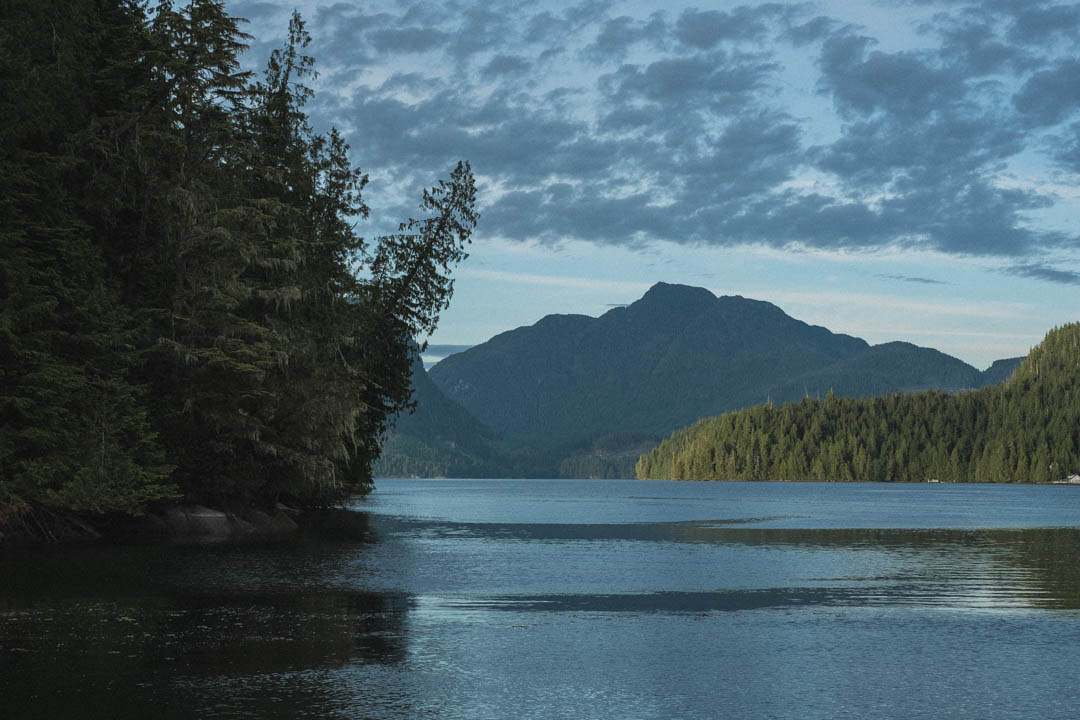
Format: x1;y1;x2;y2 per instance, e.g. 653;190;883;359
226;0;1080;369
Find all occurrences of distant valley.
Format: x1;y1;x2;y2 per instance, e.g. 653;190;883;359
375;282;1024;479
422;345;475;369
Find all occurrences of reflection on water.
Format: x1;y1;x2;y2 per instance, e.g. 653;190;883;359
1;511;417;718
372;513;1080;611
433;526;1080;613
4;482;1080;719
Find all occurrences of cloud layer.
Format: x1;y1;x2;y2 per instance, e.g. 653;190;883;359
228;0;1080;281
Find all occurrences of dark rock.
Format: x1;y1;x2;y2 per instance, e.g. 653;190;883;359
269;509;299;533
229;516;256;535
162;506;190;534
185;505;231;536
2;503;303;546
134;512;168;535
244;509;278;534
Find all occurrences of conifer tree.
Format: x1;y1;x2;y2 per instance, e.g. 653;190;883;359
1;1;478;520
1;0;174;515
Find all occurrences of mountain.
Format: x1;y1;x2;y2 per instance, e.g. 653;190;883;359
429;282;871;449
374;353;546;478
764;341;986;401
373;353;501;477
422;344;474;369
980;356;1024;386
637;323;1079;484
428;282;1007;463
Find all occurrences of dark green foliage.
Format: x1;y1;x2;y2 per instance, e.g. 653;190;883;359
637;324;1080;484
1;0;174;514
1;1;475;518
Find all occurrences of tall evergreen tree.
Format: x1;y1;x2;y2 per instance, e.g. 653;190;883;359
1;0;174;515
1;1;478;522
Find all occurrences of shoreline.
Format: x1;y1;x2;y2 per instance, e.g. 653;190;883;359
0;502;302;550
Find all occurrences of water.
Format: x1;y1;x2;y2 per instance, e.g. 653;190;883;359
4;479;1080;718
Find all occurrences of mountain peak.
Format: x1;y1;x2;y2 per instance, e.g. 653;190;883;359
631;282;718;319
640;282;717;305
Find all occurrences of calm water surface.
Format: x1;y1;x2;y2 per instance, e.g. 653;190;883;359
4;480;1080;718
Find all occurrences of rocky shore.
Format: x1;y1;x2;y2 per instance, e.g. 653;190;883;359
139;504;301;537
0;502;303;549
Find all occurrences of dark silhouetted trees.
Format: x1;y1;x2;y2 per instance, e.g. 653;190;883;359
1;1;475;517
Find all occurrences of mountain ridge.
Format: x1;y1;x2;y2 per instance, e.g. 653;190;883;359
429;282;1004;451
388;282;1027;479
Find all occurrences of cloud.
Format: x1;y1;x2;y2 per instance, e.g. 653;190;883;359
480;188;677;246
307;5;389;67
674;6;785;49
802;21;1064;257
784;15;842;46
455;268;651;294
1049;120;1080;171
595;50;784;160
447;6;515;62
1006;262;1080;285
931;12;1031;75
226;0;1080;264
563;0;617;30
875;274;948;285
761;289;1033;320
582;13;666;63
228;1;281;21
482;54;532;78
623;53;776;103
368;27;450;54
1013;59;1080;127
524;11;564;44
1007;3;1080;46
818;34;962;120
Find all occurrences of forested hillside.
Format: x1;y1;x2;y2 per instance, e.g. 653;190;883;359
1;1;475;521
373;354;519;478
638;324;1080;484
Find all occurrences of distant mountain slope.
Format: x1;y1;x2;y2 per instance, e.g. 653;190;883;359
766;341;985;402
980;356;1024;386
421;344;473;369
428;282;990;454
374;353;510;477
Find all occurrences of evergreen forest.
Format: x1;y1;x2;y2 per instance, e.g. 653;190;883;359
637;324;1080;484
0;0;476;523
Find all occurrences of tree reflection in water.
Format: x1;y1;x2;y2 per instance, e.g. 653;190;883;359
0;510;415;718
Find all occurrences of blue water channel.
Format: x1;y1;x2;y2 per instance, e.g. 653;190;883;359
4;479;1080;718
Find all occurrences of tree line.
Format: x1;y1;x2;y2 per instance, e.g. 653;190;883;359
1;0;475;520
637;324;1080;484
